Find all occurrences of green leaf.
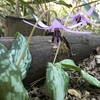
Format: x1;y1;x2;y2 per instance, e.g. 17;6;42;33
0;43;8;56
76;0;98;8
60;59;100;87
0;32;30;99
19;0;34;12
6;0;15;5
0;56;28;100
81;70;100;87
54;0;72;8
46;62;69;100
60;59;81;72
8;32;32;79
59;59;100;88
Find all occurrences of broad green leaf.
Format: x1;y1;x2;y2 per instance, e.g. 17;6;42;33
59;59;100;88
81;70;100;87
60;59;100;87
46;62;69;100
0;56;28;100
8;32;32;79
60;59;81;72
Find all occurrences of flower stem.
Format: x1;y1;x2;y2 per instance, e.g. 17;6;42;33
16;10;57;66
53;41;61;64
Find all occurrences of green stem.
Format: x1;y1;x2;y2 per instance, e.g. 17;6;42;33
53;41;61;64
16;9;57;66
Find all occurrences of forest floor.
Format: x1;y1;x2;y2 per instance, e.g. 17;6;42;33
27;48;100;100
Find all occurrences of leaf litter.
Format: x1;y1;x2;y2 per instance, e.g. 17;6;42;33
28;47;100;100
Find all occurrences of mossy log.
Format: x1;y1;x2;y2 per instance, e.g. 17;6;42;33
0;34;100;86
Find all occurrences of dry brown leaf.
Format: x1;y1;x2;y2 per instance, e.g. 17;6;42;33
68;89;81;99
83;91;90;98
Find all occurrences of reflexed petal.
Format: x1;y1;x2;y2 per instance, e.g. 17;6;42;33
23;20;45;29
23;20;51;30
62;26;92;34
85;18;100;26
33;14;49;28
85;6;94;16
23;18;64;31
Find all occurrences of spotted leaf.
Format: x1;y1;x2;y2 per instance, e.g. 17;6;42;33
8;32;32;79
46;62;69;100
0;56;28;100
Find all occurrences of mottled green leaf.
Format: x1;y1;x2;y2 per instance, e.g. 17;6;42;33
81;70;100;87
8;32;32;79
46;62;69;100
0;56;28;100
60;59;81;72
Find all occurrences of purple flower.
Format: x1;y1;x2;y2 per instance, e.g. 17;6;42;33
64;6;100;27
23;14;91;48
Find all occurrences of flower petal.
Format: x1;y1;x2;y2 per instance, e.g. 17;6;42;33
50;19;64;29
23;20;51;30
62;26;92;34
85;6;94;16
33;14;49;28
85;18;100;26
23;20;45;29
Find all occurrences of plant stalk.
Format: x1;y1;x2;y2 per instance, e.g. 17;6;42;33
16;10;57;66
53;41;61;64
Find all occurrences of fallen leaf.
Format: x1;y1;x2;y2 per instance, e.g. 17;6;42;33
83;91;90;98
68;89;81;99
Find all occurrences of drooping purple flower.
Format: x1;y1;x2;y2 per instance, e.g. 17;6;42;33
23;14;91;48
64;6;100;27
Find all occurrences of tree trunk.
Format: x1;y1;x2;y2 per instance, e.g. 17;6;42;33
0;34;100;86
